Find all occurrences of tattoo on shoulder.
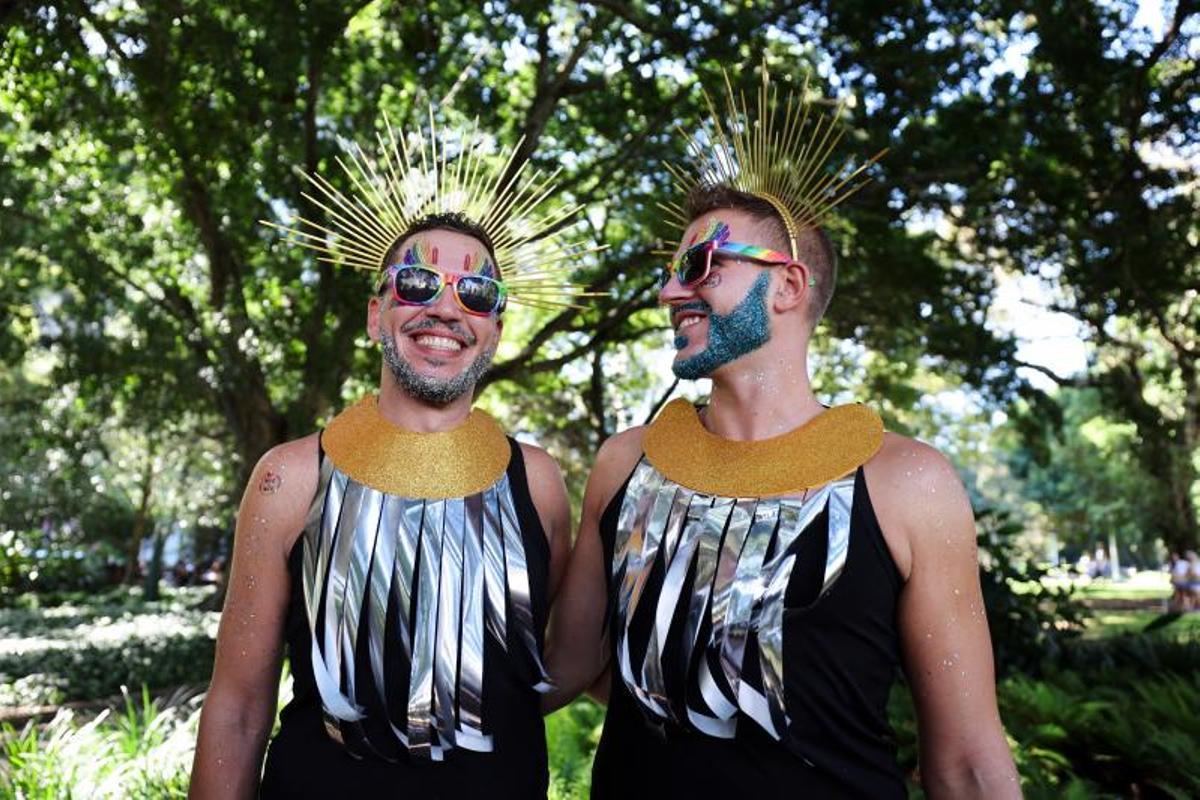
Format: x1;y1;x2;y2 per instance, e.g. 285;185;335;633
259;470;283;494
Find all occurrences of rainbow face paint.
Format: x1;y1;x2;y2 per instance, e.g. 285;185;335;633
665;218;811;290
673;271;772;380
401;240;438;266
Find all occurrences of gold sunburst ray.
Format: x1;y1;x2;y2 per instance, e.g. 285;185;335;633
659;62;887;259
261;109;596;311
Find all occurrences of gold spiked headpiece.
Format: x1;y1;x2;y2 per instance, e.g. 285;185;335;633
661;64;886;259
263;109;594;311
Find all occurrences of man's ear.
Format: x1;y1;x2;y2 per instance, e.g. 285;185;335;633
367;294;384;343
772;261;812;313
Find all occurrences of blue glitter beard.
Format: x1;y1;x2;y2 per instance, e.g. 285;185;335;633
672;271;772;380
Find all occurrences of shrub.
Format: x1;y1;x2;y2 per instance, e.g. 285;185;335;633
976;508;1089;676
546;698;604;799
1058;628;1200;676
0;587;219;704
0;530;113;605
0;686;203;799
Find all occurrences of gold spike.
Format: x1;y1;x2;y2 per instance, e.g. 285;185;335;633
260;106;596;312
662;61;883;258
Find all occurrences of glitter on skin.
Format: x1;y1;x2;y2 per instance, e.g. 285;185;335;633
672;300;709;351
673;270;772;380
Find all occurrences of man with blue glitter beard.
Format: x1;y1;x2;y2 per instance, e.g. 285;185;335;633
544;66;1021;798
189;111;592;799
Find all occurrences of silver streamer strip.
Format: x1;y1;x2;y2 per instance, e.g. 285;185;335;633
300;460;547;759
497;473;552;690
457;493;490;750
406;498;443;758
611;461;858;742
614;477;677;717
339;489;386;756
433;499;465;749
640;490;713;721
367;496;409;748
302;463;361;721
481;485;507;649
612;462;665;584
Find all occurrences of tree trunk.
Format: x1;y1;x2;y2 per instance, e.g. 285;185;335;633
142;525;164;601
123;450;156;584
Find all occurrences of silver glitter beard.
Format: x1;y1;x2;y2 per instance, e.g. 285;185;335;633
381;328;495;407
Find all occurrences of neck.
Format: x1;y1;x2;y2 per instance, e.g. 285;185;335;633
702;347;824;441
376;370;475;433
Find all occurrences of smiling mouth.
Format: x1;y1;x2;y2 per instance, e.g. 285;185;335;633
412;334;465;354
674;313;707;333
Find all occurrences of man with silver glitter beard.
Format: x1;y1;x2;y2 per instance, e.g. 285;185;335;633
190;109;588;798
544;66;1020;798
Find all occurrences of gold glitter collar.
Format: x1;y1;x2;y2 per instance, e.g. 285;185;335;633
322;395;511;500
643;399;884;498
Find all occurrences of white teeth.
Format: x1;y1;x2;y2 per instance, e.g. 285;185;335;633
677;316;704;330
414;335;463;352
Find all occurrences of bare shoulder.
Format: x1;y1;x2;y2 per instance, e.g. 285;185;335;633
863;433;974;581
864;433;962;494
238;432;321;560
518;441;570;517
585;426;648;515
518;441;564;484
596;425;648;470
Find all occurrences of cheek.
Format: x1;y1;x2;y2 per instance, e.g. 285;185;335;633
471;319;502;349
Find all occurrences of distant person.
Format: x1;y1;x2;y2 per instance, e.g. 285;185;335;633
1187;551;1200;612
200;557;225;587
1169;552;1190;612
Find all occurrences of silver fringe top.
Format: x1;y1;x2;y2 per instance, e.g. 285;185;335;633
611;458;855;740
300;454;550;760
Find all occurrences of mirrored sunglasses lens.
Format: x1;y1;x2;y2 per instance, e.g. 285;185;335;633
680;246;710;286
456;276;500;313
394;267;441;303
659;263;674;288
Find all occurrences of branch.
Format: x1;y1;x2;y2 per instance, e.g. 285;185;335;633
482;273;662;388
508;22;600;176
1013;359;1087;387
507;326;663;381
643;378;680;425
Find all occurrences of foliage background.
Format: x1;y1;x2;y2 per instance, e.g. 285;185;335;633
1;0;1198;797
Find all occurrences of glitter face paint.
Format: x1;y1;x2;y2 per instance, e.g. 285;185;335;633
672;300;709;351
673;270;772;380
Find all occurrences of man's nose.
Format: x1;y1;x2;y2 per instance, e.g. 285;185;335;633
426;281;464;319
658;269;697;307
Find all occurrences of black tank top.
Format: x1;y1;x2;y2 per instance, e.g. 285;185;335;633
261;438;550;799
592;461;906;798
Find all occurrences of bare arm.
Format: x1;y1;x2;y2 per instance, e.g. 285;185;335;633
189;436;318;799
520;442;572;600
541;428;644;714
867;436;1020;799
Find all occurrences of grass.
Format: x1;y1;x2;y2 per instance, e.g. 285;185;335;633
1044;569;1173;601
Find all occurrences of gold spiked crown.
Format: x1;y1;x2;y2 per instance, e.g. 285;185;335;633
661;64;886;259
262;109;597;312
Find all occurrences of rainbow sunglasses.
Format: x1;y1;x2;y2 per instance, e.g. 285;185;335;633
662;220;816;289
379;264;509;316
662;239;817;289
